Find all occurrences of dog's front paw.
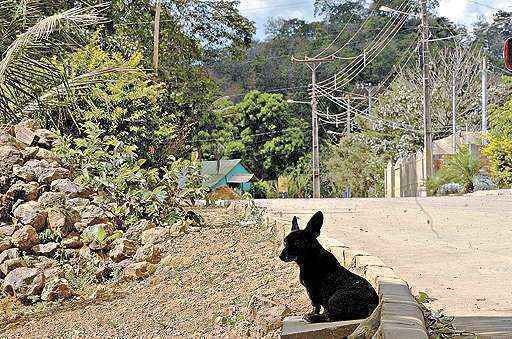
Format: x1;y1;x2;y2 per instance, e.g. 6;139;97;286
303;313;328;323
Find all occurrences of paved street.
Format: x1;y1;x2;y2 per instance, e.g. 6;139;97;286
257;195;512;316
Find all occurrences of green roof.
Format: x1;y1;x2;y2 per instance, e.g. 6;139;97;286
201;159;242;188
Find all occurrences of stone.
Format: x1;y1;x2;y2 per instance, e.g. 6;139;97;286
61;236;83;249
377;322;428;339
0;237;12;252
11;225;38;250
33;256;57;270
141;227;169;245
37;166;69;184
0;258;27;277
38;191;66;209
0;146;24;175
79;205;109;226
12;163;34;181
95;261;116;282
46;208;78;236
12;201;47;230
34;128;57;148
14;124;36;146
377;277;414;303
40;278;73;301
281;316;362;339
34;148;58;161
0;224;15;237
50;178;81;198
6;181;39;201
133;244;161;264
81;223;110;245
31;242;59;255
109;238;137;262
123;261;155;279
0;248;20;265
67;197;91;209
43;267;65;281
343;249;370;267
125;219;155;240
354;255;385;269
2;267;45;300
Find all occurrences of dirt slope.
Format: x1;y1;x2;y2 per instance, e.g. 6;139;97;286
1;207;309;338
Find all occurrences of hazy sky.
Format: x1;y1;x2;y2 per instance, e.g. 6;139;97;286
238;0;512;40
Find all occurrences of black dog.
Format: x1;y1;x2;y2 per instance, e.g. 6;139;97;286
279;211;378;323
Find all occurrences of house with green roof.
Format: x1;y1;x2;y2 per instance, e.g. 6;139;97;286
201;159;255;192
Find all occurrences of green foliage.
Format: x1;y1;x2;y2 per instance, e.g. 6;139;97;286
483;136;512;188
249;181;278;199
285;155;313;198
53;122;205;227
325;135;386;198
227;91;308;179
427;146;482;194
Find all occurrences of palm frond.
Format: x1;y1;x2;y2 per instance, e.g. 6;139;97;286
21;67;143;116
0;3;110;118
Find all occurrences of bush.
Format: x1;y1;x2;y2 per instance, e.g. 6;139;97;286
472;173;498;191
482;136;512;188
53;122;205;228
428;146;482;194
438;183;463;196
249;181;278;199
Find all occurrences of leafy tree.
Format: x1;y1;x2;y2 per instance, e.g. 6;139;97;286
228;91;308;179
324;134;386;198
483;76;512;187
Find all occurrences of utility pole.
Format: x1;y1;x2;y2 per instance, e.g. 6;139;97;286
420;0;433;188
452;64;457;152
152;0;162;74
292;55;336;198
482;55;488;140
346;97;351;135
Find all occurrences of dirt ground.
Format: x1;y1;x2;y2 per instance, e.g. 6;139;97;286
258;196;512;317
0;206;310;338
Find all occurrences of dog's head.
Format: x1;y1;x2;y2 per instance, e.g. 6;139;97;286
279;211;323;263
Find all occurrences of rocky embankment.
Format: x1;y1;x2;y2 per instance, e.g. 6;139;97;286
0;120;185;314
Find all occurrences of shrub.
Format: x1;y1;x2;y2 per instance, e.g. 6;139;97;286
249;181;278;199
429;146;482;194
438;183;463;196
472;173;498;191
53;122;205;228
482;136;512;188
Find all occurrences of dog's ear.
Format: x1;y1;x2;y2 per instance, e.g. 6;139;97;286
291;216;299;232
305;211;323;237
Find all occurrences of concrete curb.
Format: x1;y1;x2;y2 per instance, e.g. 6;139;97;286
266;213;428;339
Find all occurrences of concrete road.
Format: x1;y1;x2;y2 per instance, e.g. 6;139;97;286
257;196;512;316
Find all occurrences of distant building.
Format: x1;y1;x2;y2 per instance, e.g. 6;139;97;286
201;159;255;193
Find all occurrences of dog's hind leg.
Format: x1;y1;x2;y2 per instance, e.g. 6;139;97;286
325;290;375;321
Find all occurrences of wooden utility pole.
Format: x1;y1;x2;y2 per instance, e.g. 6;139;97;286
452;64;457;152
420;0;433;186
481;55;488;138
346;97;351;135
152;0;162;74
292;55;335;198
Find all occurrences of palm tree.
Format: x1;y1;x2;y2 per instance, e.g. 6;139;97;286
0;1;122;125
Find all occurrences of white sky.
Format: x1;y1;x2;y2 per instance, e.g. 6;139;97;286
238;0;512;39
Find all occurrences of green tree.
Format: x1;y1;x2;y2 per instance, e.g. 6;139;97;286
229;91;308;179
324;134;386;198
